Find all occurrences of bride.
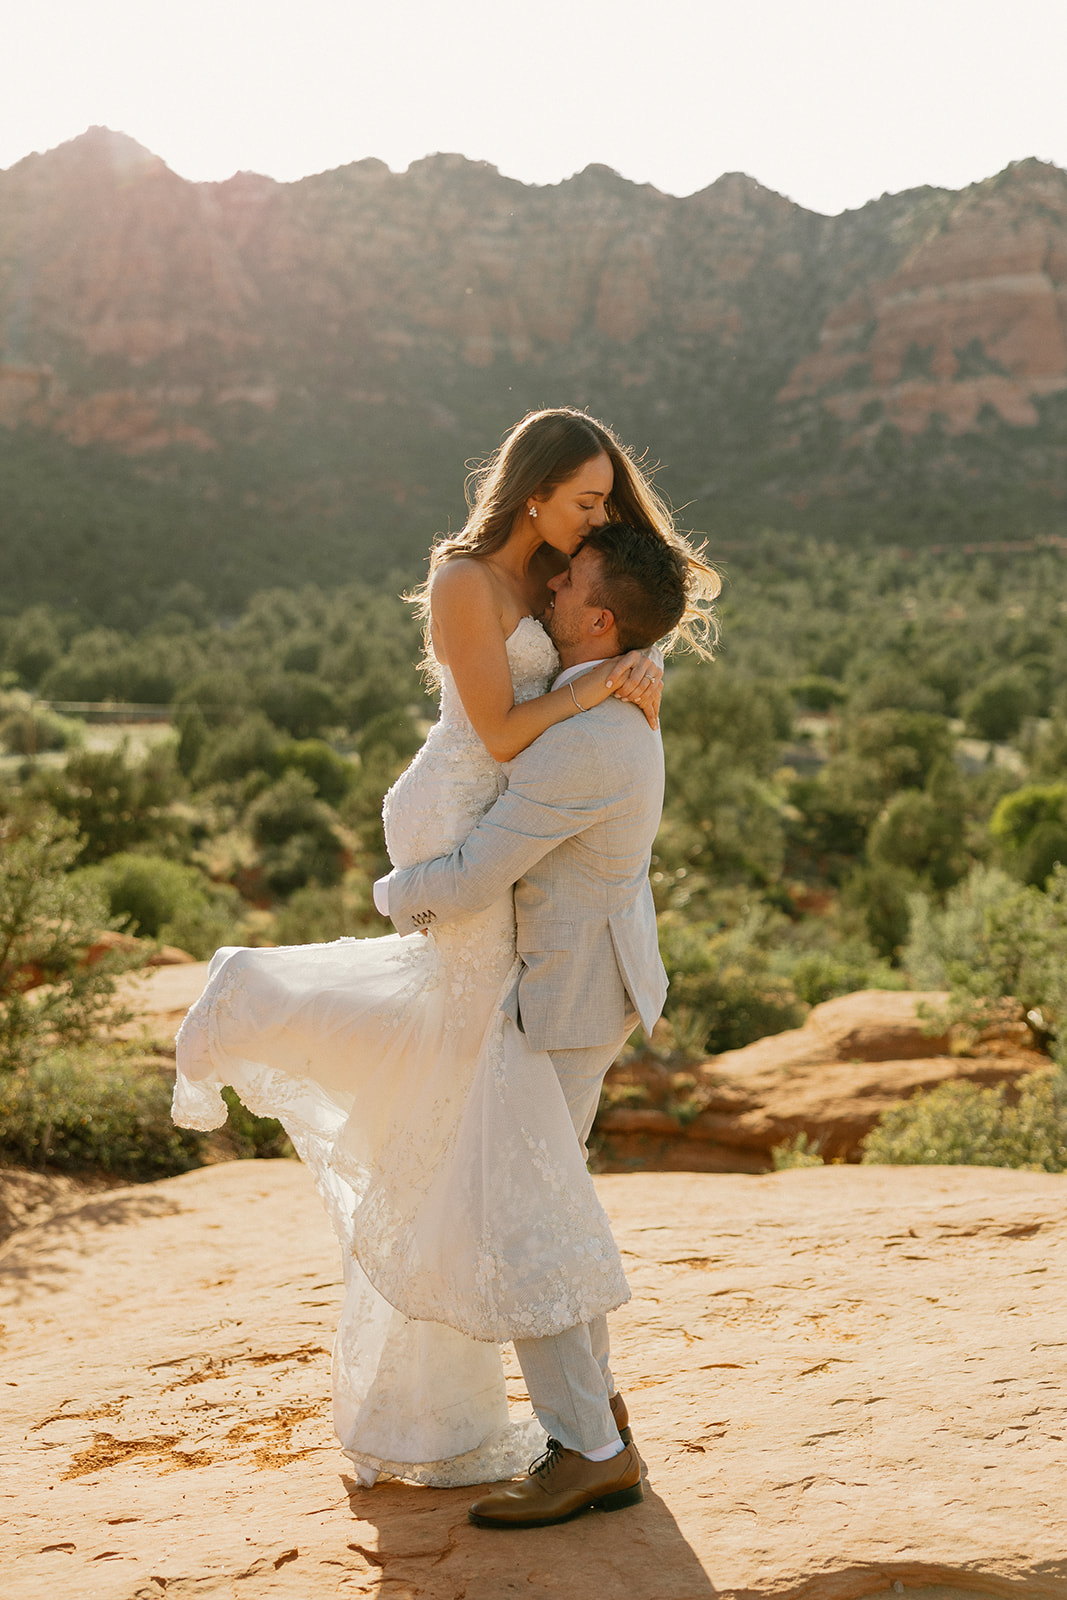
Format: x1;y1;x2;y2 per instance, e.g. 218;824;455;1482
172;407;715;1488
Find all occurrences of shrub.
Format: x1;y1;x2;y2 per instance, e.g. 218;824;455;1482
219;1087;295;1160
867;786;966;893
990;783;1067;887
279;738;354;805
790;675;846;712
962;669;1039;742
253;674;340;740
0;1046;203;1179
26;744;185;865
841;861;915;961
787;949;903;1008
772;1132;825;1169
903;865;1018;988
0;808;145;1074
79;853;207;939
193;712;285;787
861;1068;1067;1171
658;911;805;1057
0;696;84;755
76;851;246;958
930;863;1067;1046
246;771;347;896
159;895;246;961
272;877;376;945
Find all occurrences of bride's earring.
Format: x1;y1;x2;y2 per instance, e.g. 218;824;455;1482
528;504;538;519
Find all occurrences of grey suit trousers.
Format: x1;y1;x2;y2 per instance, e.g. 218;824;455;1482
511;1028;630;1453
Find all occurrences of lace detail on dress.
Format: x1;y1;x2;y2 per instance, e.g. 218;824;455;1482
382;614;558;869
170;616;631;1487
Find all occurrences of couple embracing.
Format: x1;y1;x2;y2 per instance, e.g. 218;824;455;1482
173;407;718;1529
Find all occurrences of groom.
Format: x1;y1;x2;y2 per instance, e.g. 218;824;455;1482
375;522;688;1528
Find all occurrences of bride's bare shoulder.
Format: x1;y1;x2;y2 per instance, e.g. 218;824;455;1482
430;557;503;622
429;558;509;668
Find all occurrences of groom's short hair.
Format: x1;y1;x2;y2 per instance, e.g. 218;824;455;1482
581;523;689;652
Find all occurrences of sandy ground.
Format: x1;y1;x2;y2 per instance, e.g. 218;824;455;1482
2;1161;1065;1598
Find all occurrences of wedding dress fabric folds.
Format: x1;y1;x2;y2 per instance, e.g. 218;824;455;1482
172;617;630;1486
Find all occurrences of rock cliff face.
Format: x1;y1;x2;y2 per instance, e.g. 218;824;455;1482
2;129;1066;611
781;160;1067;438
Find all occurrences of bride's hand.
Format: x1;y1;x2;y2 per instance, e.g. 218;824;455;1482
571;650;664;729
608;649;664;728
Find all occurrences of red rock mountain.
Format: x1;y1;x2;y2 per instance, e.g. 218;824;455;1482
1;129;1065;614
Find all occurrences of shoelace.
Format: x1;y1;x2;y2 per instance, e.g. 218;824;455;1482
528;1438;564;1479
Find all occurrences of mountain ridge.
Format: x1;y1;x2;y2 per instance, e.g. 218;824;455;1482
1;130;1065;618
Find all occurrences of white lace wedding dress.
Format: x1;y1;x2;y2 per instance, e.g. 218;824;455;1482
172;617;630;1487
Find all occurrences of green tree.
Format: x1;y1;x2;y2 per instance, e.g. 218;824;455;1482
867;782;966;893
246;771;347;897
26;744;186;865
990;783;1067;887
962;668;1039;742
0;809;144;1073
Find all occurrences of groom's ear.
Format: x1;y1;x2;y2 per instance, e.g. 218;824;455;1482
589;606;615;637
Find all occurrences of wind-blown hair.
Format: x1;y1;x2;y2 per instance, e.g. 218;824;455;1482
410;406;720;658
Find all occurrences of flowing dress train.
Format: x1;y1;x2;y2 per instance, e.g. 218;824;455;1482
171;617;630;1486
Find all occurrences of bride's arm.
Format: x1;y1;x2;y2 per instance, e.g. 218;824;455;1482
431;561;654;764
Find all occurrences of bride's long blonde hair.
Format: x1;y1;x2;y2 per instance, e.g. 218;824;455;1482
410;407;720;659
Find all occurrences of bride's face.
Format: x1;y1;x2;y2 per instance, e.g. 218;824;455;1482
530;453;613;556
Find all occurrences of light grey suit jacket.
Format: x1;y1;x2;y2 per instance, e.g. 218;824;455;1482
386;696;668;1052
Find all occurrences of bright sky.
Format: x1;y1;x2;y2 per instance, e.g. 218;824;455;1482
3;0;1064;215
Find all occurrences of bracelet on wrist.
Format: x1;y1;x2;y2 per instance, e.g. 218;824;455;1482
568;680;588;714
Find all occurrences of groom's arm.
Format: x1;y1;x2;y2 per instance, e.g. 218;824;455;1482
382;719;607;935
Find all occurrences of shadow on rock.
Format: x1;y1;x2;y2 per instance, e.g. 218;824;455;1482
341;1472;715;1598
0;1191;182;1293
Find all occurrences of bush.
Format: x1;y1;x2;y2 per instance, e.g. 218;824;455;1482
903;865;1018;988
253;673;340;740
861;1068;1067;1171
786;949;903;1008
772;1132;825;1169
26;744;185;865
0;696;84;755
246;771;347;896
76;852;246;959
926;863;1067;1046
220;1087;295;1160
272;877;377;944
962;669;1039;742
841;861;915;960
990;783;1067;887
790;676;846;712
159;895;246;961
0;808;145;1074
193;712;284;787
867;785;966;893
279;738;354;805
78;853;211;940
658;911;805;1057
0;1046;203;1178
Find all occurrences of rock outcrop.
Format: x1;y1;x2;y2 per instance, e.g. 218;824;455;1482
2;1159;1064;1598
117;971;1049;1172
596;991;1048;1172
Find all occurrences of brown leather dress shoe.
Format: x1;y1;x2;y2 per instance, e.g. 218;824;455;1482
469;1439;643;1529
609;1391;633;1445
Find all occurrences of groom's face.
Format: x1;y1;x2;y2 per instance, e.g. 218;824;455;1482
546;547;613;651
